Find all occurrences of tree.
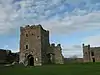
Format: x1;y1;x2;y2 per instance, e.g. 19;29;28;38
70;55;78;60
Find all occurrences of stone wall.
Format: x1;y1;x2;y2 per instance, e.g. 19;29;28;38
0;50;7;63
83;44;91;62
83;44;100;62
0;49;18;64
41;27;50;64
49;44;64;64
54;44;64;64
90;47;100;62
64;58;83;63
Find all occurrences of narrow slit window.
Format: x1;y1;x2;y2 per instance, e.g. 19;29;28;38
26;45;29;49
37;36;40;39
26;34;28;37
91;52;94;56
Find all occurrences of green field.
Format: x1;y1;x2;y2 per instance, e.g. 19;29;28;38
1;63;100;75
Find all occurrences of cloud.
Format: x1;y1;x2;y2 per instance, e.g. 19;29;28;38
41;11;100;35
82;34;100;47
73;45;82;49
3;44;19;53
63;33;100;57
12;49;19;53
3;45;9;49
0;0;100;57
0;0;100;35
63;50;83;58
62;44;83;58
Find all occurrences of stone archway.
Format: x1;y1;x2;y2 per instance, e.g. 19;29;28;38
27;54;34;66
46;53;54;64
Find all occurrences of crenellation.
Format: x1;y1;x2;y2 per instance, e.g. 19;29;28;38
56;44;61;49
51;43;55;47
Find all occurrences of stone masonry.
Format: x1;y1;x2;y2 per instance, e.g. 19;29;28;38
83;44;100;62
19;25;64;66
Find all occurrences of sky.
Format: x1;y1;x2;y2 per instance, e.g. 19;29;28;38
0;0;100;58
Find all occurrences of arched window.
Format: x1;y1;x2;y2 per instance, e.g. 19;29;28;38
26;34;28;37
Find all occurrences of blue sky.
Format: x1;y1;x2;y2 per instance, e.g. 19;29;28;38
0;0;100;58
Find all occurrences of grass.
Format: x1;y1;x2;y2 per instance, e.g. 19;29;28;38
1;63;100;75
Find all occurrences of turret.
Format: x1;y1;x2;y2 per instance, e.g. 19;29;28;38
83;44;91;62
57;44;61;47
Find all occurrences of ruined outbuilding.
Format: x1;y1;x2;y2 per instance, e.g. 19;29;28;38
0;49;19;64
83;44;100;62
19;25;64;66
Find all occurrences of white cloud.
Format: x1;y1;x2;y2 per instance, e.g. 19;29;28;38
12;49;19;53
3;44;19;53
0;0;100;35
62;44;83;58
0;0;100;57
40;11;100;36
82;34;100;47
3;45;9;49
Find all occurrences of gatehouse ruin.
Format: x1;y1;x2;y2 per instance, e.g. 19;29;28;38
19;25;64;66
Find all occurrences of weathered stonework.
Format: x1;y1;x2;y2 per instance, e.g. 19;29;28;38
19;25;64;66
83;44;100;62
50;44;64;64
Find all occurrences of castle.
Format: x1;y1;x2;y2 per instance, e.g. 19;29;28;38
83;44;100;62
19;25;64;66
1;24;100;65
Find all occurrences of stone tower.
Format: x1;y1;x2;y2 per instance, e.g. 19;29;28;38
83;44;91;62
19;24;64;66
19;25;49;66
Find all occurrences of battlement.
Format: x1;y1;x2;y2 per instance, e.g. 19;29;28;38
50;43;61;47
90;47;100;50
51;43;55;47
20;24;41;30
91;47;100;48
57;44;61;47
50;43;62;51
20;24;49;33
83;44;90;48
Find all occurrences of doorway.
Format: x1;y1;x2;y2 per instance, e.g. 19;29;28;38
92;58;95;62
27;55;34;66
46;53;54;64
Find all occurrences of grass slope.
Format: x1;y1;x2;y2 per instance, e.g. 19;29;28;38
1;63;100;75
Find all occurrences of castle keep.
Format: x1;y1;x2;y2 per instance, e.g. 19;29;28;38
19;25;64;66
83;44;100;62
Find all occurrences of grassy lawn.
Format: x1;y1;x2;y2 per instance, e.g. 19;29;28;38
1;63;100;75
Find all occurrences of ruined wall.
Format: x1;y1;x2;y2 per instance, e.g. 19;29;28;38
0;49;18;63
49;43;56;64
83;44;91;62
83;44;100;62
90;47;100;62
64;58;83;63
41;27;50;64
0;50;7;63
53;44;64;64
